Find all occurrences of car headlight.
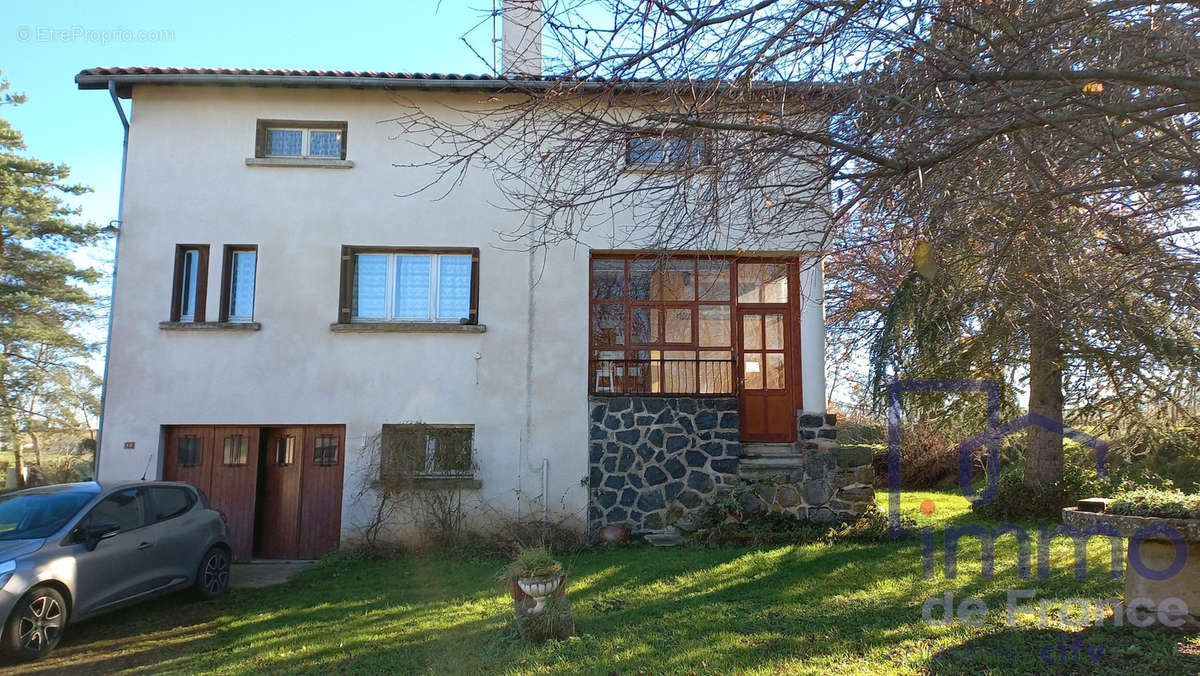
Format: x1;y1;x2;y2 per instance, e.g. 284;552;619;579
0;560;14;590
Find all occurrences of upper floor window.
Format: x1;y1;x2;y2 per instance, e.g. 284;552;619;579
221;246;257;322
255;120;347;160
171;245;209;322
338;247;479;324
626;133;710;169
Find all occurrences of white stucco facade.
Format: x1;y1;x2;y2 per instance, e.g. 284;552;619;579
93;83;828;543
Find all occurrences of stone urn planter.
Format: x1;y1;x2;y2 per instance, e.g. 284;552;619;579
1063;500;1200;627
503;548;575;641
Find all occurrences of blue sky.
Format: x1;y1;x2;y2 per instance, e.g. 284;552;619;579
2;0;498;256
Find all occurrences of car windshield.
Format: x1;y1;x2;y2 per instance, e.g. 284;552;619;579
0;491;94;541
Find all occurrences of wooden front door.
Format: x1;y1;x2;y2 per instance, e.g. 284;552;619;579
256;428;304;559
738;310;795;442
297;426;345;560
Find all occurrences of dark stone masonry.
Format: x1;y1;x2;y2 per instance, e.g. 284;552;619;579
588;398;877;538
588;397;740;535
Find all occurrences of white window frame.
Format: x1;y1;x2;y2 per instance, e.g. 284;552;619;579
625;133;711;170
264;127;343;159
352;253;471;323
179;249;201;322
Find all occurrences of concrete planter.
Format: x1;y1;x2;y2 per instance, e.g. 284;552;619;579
1062;506;1200;626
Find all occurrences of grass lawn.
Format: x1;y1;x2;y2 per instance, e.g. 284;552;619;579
16;490;1199;674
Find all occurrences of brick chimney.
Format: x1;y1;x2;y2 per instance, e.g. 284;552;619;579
502;0;543;77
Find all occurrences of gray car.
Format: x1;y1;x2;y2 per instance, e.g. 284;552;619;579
0;480;231;662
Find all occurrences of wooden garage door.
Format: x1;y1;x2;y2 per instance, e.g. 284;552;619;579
297;426;345;560
164;425;260;561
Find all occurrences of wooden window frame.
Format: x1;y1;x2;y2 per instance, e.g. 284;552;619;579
590;254;802;398
219;245;259;323
177;435;203;468
170;245;209;323
255;119;348;160
337;246;480;325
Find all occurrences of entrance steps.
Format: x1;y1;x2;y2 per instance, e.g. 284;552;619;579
738;443;804;481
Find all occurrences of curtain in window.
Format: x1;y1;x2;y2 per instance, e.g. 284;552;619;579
353;254;388;319
394;255;432;318
229;251;256;318
437;255;472;320
266;129;302;156
308;130;342;157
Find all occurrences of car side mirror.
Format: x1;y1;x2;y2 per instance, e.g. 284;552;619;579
76;522;120;551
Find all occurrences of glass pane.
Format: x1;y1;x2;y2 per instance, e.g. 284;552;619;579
656;260;695;301
394;255;432;319
663;350;696;393
762;264;788;303
698;305;731;347
629;260;654;300
266;129;302;156
765;314;785;350
744;354;764;389
179;436;202;467
767;353;786;389
352;254;388;319
697;260;730;301
223;435;248;466
181;250;199;320
276;436;295;466
628;136;665;164
665;308;692;343
591;260;625;299
631;307;656;344
437;255;472;320
315;435;338;466
699;350;732;394
743;315;762;349
308;130;342;157
591;304;625;346
738;263;789;303
228;251;256;319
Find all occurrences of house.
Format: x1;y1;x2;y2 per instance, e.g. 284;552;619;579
77;3;873;561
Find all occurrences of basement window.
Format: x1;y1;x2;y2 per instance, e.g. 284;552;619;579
380;424;475;479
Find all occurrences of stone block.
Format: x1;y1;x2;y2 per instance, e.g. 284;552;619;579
647;428;664;447
636;489;665;512
686;471;715;494
710;458;739;474
604;474;625;490
665;457;686;479
837;445;874;468
803;479;831;505
797;413;825;428
666;435;689;453
695;410;717;429
644;465;668;486
615;429;640;445
608;397;631;412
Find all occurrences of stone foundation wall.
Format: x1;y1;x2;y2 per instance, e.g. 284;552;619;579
588;397;740;535
732;413;876;522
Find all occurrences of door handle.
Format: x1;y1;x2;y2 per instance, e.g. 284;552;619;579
137;542;153;551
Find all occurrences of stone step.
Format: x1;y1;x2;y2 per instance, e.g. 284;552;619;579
642;527;685;547
737;466;798;481
739;456;804;469
740;443;798;458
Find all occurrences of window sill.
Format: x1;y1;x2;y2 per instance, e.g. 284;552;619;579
159;321;262;331
622;163;717;174
373;477;482;490
330;322;486;334
245;157;354;169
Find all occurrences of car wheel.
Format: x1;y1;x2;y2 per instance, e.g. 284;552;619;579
194;546;231;600
2;586;67;662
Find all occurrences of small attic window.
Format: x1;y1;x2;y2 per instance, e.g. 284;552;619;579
255;120;347;160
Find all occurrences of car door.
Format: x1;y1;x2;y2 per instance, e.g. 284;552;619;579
143;486;206;587
70;487;159;615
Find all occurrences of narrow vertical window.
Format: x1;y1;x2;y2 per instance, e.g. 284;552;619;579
223;435;249;466
222;246;258;322
180;250;200;321
172;245;209;322
314;435;339;466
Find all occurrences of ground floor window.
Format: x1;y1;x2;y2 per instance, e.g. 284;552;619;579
380;424;475;478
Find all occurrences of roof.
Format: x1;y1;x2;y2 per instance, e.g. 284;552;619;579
75;67;833;98
76;67;646;97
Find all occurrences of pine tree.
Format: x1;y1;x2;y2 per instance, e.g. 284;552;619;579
0;73;102;487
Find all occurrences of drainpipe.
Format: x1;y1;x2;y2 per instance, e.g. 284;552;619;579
95;80;130;480
541;457;549;539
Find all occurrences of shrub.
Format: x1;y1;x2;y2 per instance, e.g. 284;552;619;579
971;455;1174;520
699;505;917;546
501;547;563;582
870;424;967;489
1108;488;1200;520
